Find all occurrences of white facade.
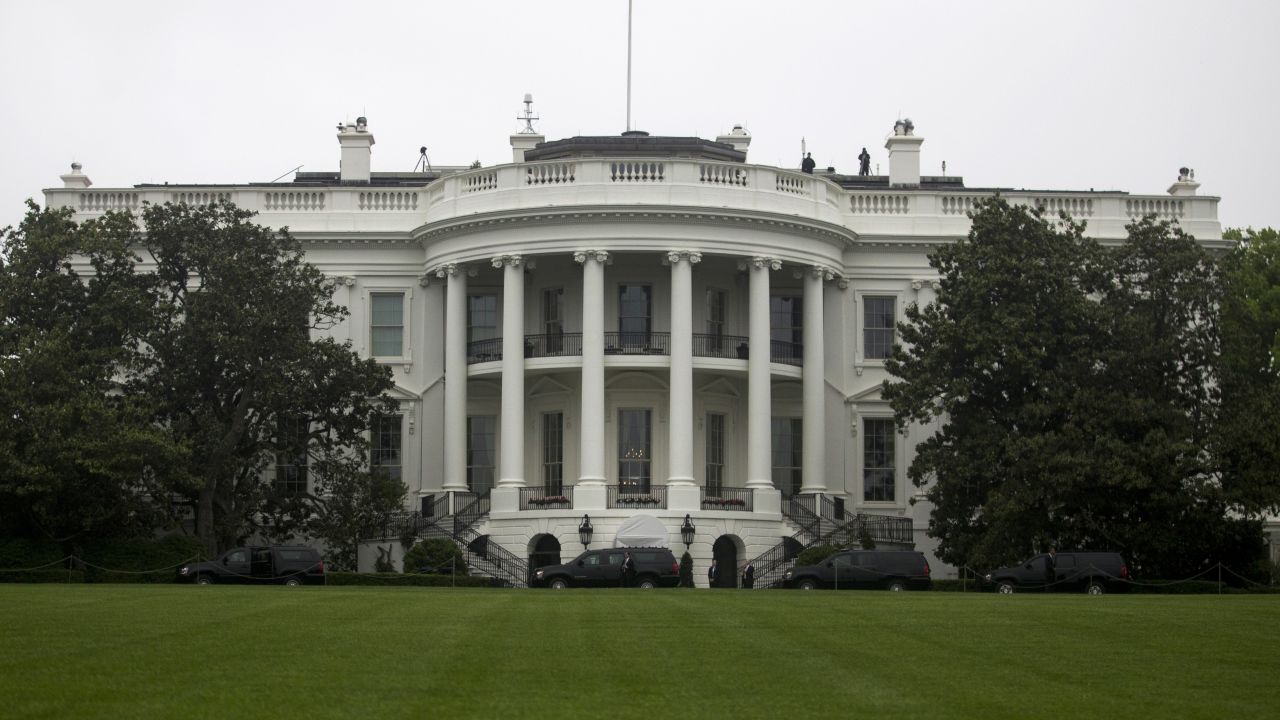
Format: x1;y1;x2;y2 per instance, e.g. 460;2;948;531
44;119;1224;586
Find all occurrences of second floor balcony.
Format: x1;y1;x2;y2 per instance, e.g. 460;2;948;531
467;332;802;366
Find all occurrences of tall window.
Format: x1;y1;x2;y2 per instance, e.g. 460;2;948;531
771;417;803;498
371;414;402;482
467;415;497;496
618;285;652;345
468;294;499;344
770;295;802;362
617;408;651;493
863;418;895;502
705;412;725;494
542;412;564;494
706;289;726;351
543;288;564;354
864;296;896;360
274;416;309;495
370;293;404;357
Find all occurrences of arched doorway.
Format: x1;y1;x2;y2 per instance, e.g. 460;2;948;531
712;535;740;588
529;534;562;577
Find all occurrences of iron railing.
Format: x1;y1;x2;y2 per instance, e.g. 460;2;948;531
466;338;503;364
770;340;803;366
692;333;749;360
519;486;573;510
815;494;915;546
524;333;583;358
452;491;490;535
701;486;753;511
603;331;670;355
607;484;668;509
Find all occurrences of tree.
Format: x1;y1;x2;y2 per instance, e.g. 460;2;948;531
130;201;398;553
309;462;406;572
884;199;1263;577
0;203;188;545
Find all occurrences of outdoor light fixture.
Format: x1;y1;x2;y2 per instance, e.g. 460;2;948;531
680;514;696;548
578;514;593;549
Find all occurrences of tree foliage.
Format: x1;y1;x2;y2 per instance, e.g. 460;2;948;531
884;198;1265;577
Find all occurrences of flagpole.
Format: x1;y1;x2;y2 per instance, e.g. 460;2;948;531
626;0;633;131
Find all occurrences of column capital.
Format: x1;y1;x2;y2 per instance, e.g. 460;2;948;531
811;264;839;281
435;263;459;278
491;254;524;269
330;275;356;287
740;256;781;271
911;278;941;291
666;249;703;265
416;273;431;287
574;249;611;264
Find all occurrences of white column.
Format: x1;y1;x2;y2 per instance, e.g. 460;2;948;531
667;251;702;512
440;264;468;493
746;256;779;490
496;255;525;489
575;251;609;503
800;266;830;494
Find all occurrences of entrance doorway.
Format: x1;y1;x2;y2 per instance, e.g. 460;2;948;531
712;535;739;588
529;534;562;580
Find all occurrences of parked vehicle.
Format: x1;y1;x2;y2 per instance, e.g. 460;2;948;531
984;552;1130;595
176;546;325;586
532;548;680;589
783;550;932;591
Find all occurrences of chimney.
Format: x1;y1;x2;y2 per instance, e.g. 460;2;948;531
60;162;92;189
511;93;545;162
884;118;923;187
1167;167;1200;196
337;116;375;182
715;124;752;157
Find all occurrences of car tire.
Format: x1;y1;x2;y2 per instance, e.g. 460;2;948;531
798;579;817;591
637;578;657;590
996;581;1015;594
196;575;214;586
284;576;303;587
549;578;569;590
886;581;906;592
1086;582;1106;596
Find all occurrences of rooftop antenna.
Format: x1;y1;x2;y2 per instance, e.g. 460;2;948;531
801;137;806;157
270;164;303;183
517;93;539;133
626;0;633;131
413;146;432;173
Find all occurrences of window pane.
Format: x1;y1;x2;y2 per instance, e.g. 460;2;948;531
617;408;651;493
467;415;497;495
619;285;652;336
864;296;896;360
863;418;895;502
371;414;402;482
705;413;725;493
275;416;309;495
771;417;802;497
370;293;404;357
543;412;564;494
468;295;498;343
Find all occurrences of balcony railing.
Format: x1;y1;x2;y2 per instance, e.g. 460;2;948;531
607;484;668;509
770;340;803;366
692;333;749;360
604;332;670;355
701;486;754;511
519;486;573;510
524;333;583;359
467;338;502;364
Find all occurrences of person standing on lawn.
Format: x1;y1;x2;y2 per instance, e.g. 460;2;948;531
708;559;718;587
621;551;636;588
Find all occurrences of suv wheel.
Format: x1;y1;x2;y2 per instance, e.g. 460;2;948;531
1086;582;1106;596
886;581;906;592
797;579;817;591
549;578;569;590
284;576;303;587
196;575;214;586
996;581;1015;594
637;577;657;590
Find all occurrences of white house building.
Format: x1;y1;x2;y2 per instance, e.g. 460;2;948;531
44;112;1228;586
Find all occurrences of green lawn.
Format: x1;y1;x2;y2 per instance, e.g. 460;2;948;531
0;586;1276;719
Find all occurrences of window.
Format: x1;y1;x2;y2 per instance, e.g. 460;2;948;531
274;416;309;496
543;412;564;494
706;289;726;351
771;417;803;498
468;294;498;344
370;293;404;357
617;408;651;493
863;418;895;502
706;413;725;494
770;295;802;362
618;285;651;345
467;415;497;495
864;296;896;360
543;288;564;353
371;414;402;482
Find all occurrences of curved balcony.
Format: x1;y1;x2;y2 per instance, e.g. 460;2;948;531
604;331;669;355
467;333;805;367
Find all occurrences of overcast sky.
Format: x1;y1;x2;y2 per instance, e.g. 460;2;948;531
2;0;1277;233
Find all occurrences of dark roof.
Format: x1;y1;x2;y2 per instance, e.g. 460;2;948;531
825;174;967;190
524;133;746;163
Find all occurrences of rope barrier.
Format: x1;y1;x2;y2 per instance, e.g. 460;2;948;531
0;556;74;572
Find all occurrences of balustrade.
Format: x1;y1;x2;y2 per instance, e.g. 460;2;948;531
603;331;670;355
607;484;668;509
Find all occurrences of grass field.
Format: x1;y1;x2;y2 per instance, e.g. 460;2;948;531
1;586;1276;719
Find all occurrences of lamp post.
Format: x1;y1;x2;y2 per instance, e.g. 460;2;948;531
578;514;593;549
680;514;696;549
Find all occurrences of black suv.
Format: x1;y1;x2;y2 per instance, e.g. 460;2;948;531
176;546;325;586
984;552;1130;595
783;550;932;591
532;548;680;589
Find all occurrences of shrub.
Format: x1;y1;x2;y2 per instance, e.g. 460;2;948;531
81;535;207;583
0;539;66;569
679;551;694;588
0;569;85;583
403;538;468;575
795;543;841;568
